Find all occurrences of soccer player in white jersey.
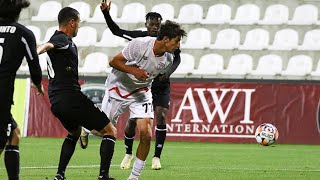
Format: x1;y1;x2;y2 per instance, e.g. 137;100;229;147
101;20;186;180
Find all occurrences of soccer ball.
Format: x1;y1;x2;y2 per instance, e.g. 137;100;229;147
255;123;279;146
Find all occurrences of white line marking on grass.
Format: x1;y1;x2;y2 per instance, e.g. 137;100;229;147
0;165;119;170
2;166;319;173
174;167;320;172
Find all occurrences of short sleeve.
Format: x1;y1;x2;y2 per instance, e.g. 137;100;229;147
122;38;142;62
49;32;70;49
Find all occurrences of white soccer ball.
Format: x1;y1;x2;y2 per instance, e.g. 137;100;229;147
255;123;279;146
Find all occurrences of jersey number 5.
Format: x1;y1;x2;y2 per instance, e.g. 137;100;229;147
0;38;4;64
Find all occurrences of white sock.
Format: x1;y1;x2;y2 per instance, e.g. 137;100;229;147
128;158;145;179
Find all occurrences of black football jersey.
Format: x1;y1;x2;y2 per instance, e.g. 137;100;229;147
0;21;42;104
47;31;81;96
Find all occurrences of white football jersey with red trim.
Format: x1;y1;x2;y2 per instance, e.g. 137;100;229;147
106;37;173;100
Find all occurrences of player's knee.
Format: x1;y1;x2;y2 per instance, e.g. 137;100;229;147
139;129;152;143
9;128;21;145
105;123;117;137
155;107;168;125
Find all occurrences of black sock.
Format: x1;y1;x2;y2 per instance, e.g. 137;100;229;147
124;132;134;154
100;135;116;178
5;145;19;180
154;125;167;158
57;134;78;177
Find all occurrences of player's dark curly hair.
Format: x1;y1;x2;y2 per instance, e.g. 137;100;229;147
0;0;30;21
157;20;186;40
146;12;162;21
58;7;79;26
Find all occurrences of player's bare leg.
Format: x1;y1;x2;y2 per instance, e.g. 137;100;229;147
121;119;136;169
128;118;152;180
152;106;168;170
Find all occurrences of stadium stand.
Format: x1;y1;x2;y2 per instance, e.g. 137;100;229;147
201;4;231;24
172;53;195;76
221;54;253;77
193;54;224;76
151;3;175;22
31;1;61;21
229;4;260;25
116;2;146;23
79;52;110;74
268;29;299;50
87;3;118;23
19;0;320;78
68;1;91;22
210;28;240;50
175;4;203;24
281;55;313;77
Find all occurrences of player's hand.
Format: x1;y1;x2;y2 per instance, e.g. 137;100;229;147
100;0;111;12
32;83;44;95
133;68;149;81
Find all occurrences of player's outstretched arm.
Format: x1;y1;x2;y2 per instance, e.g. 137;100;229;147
37;43;54;55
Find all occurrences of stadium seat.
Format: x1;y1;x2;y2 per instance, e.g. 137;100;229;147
201;4;231;24
297;29;320;50
310;60;320;76
87;3;118;23
181;28;211;49
239;28;269;50
258;4;289;25
176;4;203;24
268;29;299;50
68;1;91;22
281;55;313;76
193;54;224;76
73;26;97;47
172;53;195;76
151;3;175;21
116;3;146;23
79;52;110;74
31;1;61;21
26;25;41;43
250;54;283;76
287;4;318;25
210;28;240;50
221;54;253;76
229;4;260;25
42;26;58;43
95;28;126;47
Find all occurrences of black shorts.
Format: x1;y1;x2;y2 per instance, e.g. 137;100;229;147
151;82;170;109
50;91;110;132
0;102;18;142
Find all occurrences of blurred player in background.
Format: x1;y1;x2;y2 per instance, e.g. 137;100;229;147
79;0;182;170
36;7;116;180
0;0;43;179
100;20;186;180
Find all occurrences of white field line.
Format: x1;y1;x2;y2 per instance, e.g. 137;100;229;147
0;165;319;172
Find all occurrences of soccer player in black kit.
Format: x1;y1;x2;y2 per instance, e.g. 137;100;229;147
36;7;116;180
0;0;43;179
88;0;181;170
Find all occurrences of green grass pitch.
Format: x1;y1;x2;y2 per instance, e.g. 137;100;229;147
0;138;319;180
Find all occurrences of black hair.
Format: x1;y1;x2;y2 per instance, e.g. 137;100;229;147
157;20;186;40
145;12;162;21
58;7;79;26
0;0;30;21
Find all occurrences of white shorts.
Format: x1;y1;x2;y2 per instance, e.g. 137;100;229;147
101;89;154;126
